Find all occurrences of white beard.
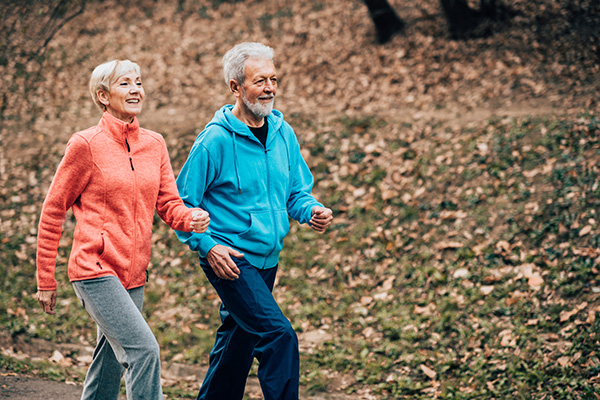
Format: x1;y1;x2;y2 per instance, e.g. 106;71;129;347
242;90;274;118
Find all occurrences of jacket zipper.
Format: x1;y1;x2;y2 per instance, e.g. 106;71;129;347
125;138;135;170
125;132;137;286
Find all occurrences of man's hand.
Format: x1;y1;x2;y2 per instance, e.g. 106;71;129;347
37;290;57;315
191;209;210;233
206;245;244;280
310;206;333;233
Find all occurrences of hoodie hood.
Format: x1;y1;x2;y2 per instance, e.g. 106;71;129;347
205;104;283;139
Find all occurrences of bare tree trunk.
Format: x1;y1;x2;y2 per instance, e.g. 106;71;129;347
0;0;87;122
439;0;512;38
0;0;87;63
439;0;480;38
480;0;499;18
362;0;405;44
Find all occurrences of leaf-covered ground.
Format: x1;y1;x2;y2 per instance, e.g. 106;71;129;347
1;0;599;398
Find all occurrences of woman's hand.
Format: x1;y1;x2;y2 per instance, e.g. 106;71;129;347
37;290;57;315
191;209;210;233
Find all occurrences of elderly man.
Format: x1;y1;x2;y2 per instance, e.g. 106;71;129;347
176;42;333;400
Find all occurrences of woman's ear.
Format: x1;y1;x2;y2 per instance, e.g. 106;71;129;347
97;89;109;106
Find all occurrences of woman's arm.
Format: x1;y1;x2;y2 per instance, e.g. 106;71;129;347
155;135;209;233
36;134;93;291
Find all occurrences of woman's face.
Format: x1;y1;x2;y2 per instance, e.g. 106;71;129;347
101;70;144;123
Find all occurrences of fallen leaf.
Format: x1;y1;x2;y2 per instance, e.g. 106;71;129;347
586;311;596;325
480;286;494;295
528;274;544;289
506;290;525;306
381;276;395;291
49;350;65;363
496;240;511;252
579;225;593;237
453;268;469;279
360;296;373;305
435;241;463;250
420;364;437;379
414;303;436;316
557;356;570;367
499;329;516;347
560;302;588;322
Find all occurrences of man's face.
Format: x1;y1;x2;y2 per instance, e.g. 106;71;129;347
240;58;277;118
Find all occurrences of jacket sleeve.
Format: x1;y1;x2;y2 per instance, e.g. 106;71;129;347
155;136;195;231
175;141;218;257
36;135;93;291
286;129;323;224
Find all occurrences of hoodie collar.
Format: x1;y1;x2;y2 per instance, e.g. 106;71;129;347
99;111;140;143
219;105;283;139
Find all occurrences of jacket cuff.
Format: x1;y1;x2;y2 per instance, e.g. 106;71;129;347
37;282;58;291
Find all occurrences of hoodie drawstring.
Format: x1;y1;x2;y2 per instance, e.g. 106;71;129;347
279;130;291;171
230;124;290;194
232;132;242;193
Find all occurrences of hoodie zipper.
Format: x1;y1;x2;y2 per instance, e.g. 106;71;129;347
264;147;278;260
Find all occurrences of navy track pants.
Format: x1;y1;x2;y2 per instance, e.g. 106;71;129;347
197;256;299;400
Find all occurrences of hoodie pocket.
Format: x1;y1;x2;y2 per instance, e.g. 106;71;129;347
237;210;290;255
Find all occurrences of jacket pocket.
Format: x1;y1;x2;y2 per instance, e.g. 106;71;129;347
95;232;106;269
237;210;290;255
98;232;105;257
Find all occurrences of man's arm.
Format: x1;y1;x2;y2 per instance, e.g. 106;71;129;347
285;128;325;224
176;136;242;280
175;141;219;255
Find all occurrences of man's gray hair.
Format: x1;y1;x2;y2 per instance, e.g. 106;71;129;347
222;42;274;86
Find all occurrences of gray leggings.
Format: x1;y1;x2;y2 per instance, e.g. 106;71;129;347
72;275;163;400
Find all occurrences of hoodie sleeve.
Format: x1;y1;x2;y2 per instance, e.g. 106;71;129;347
285;128;323;224
155;135;194;231
175;140;218;256
36;135;93;290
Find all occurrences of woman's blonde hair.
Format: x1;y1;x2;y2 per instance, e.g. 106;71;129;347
89;60;141;111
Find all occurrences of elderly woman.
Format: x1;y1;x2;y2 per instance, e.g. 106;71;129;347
35;59;209;399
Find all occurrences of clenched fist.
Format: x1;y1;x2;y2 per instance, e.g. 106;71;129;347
191;209;210;233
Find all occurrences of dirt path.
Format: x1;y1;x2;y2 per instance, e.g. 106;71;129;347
1;369;86;400
0;367;356;399
0;331;363;399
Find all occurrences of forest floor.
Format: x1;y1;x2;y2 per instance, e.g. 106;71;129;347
2;0;600;399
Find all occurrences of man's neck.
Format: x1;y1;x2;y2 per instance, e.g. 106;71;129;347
231;102;265;128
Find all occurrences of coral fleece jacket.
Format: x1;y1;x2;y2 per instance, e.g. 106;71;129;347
36;112;196;291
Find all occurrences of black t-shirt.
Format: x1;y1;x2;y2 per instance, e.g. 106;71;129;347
248;118;268;148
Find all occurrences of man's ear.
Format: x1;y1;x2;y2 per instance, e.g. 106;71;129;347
229;80;241;97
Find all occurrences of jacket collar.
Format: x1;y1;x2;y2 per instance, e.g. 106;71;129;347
99;111;140;142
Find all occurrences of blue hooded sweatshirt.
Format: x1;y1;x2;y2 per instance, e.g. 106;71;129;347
175;105;323;269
